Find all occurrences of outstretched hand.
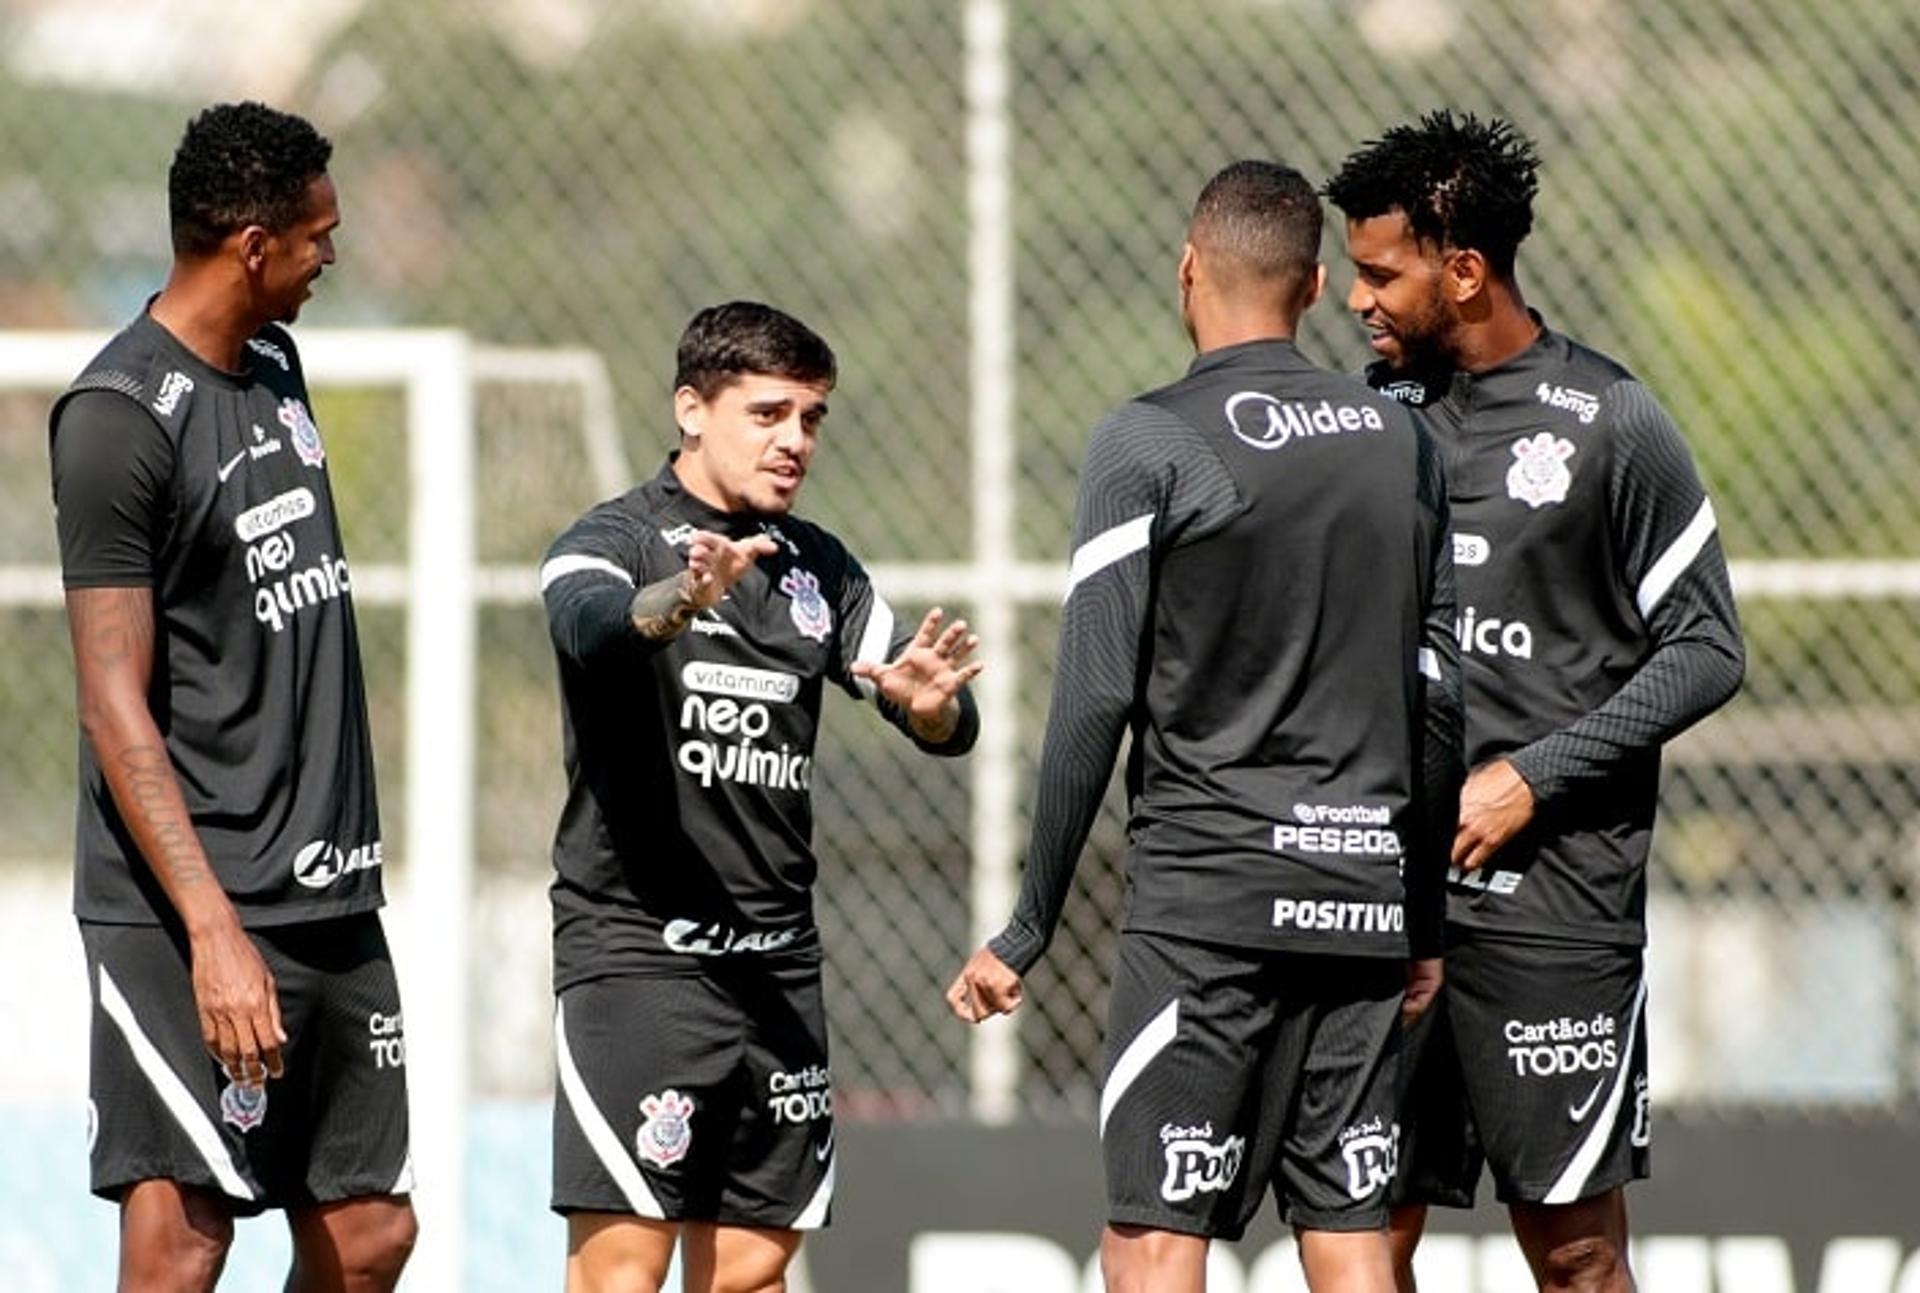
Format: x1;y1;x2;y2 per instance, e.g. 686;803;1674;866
947;946;1023;1023
684;531;779;610
851;607;983;742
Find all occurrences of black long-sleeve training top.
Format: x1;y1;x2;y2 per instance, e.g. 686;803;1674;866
989;339;1464;973
542;458;978;988
1369;319;1744;946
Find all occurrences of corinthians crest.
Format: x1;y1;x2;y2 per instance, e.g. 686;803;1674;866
779;567;832;643
636;1089;695;1168
278;397;326;467
219;1074;268;1132
1506;431;1576;509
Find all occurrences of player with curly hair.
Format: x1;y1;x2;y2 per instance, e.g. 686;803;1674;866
1327;111;1745;1293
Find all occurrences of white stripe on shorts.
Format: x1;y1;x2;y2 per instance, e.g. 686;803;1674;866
1099;998;1179;1138
97;965;255;1202
790;1148;836;1230
554;998;664;1218
1544;974;1649;1204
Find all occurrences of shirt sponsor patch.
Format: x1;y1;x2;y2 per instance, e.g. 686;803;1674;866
151;370;193;417
1223;391;1386;452
235;487;317;542
681;662;801;704
1535;381;1600;424
292;838;383;888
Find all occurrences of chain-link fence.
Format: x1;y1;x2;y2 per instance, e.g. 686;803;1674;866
3;0;1918;1131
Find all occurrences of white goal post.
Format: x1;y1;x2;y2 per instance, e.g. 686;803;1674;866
1;326;1914;1288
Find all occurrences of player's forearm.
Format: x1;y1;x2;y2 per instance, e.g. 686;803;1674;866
1411;667;1464;958
627;570;702;642
989;689;1129;974
1508;631;1744;801
902;687;980;754
97;727;239;937
546;572;696;662
68;590;236;937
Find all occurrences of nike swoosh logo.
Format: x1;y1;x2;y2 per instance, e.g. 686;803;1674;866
1568;1076;1608;1122
216;451;246;483
815;1132;833;1162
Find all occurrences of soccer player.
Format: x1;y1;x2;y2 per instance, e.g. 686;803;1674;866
948;161;1463;1293
540;300;983;1293
1324;112;1746;1293
49;103;415;1292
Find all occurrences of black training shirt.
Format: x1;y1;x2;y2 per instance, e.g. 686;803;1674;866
990;340;1463;972
50;310;384;926
1371;319;1744;946
542;458;978;988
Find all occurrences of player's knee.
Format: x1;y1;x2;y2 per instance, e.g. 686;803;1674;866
1100;1225;1204;1293
122;1211;233;1293
1538;1234;1625;1291
120;1183;234;1293
342;1201;417;1287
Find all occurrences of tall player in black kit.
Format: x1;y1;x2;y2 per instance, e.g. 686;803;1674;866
541;302;982;1292
1327;114;1744;1293
50;105;415;1291
949;163;1463;1293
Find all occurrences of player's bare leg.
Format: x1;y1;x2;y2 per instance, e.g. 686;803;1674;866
1509;1189;1634;1293
119;1178;233;1293
1389;1202;1428;1292
566;1213;681;1293
1100;1223;1207;1293
286;1194;417;1292
1297;1226;1397;1293
680;1221;803;1292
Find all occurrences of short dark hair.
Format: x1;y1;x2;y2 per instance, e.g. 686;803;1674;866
1323;110;1540;276
673;301;838;400
169;102;333;257
1189;160;1323;295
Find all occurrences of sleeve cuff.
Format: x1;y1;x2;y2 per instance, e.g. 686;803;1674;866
986;923;1044;977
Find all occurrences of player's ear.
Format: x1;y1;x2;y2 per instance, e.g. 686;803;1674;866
237;224;270;274
1445;247;1489;305
1177;242;1198;293
673;385;706;440
1299;262;1327;313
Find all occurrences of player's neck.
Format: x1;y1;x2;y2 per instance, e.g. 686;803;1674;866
149;268;263;375
1452;281;1540;374
1190;306;1297;355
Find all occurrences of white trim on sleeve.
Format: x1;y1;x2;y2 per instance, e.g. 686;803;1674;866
1636;498;1717;619
1064;513;1155;603
539;554;636;593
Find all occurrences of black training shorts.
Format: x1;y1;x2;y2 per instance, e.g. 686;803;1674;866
1099;930;1404;1238
552;959;834;1229
82;914;412;1213
1394;927;1650;1208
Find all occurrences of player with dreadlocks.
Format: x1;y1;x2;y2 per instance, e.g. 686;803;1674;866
1325;113;1744;1293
